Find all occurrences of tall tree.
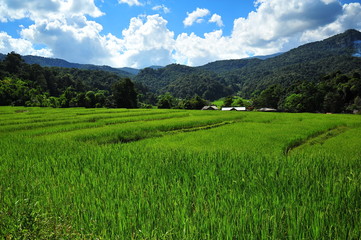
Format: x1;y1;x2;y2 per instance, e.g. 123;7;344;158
111;78;137;108
253;84;284;109
4;52;24;75
157;93;175;109
223;96;233;107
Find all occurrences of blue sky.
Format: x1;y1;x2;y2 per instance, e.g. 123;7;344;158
92;0;257;37
0;0;360;68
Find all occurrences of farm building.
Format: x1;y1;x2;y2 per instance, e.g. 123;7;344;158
202;106;219;110
258;108;277;112
221;107;246;111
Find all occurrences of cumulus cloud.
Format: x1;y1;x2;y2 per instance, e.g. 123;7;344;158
20;15;112;65
20;14;175;68
209;14;224;27
174;30;238;66
0;0;103;22
300;2;361;42
232;0;343;48
118;0;142;7
152;5;170;14
0;31;52;56
119;15;175;68
183;8;210;27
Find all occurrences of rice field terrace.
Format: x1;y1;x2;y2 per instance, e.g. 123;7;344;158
1;106;361;239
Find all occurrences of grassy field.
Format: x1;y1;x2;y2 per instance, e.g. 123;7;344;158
0;106;360;239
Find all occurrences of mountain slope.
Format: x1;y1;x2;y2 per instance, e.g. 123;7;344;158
135;29;361;98
134;64;201;92
0;54;136;77
227;29;361;96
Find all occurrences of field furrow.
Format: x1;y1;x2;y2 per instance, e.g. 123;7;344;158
0;110;185;133
285;125;349;154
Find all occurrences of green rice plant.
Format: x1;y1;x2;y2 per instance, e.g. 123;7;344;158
0;107;360;239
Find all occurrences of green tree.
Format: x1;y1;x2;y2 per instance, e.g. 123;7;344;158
157;93;175;109
234;98;244;106
48;96;60;108
85;91;96;108
4;52;24;74
0;77;30;106
223;96;233;107
323;92;344;113
283;93;305;112
59;87;76;108
253;85;284;109
95;90;107;108
111;78;137;108
182;95;208;109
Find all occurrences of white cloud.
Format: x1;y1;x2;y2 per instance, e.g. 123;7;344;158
19;13;175;68
183;8;210;27
0;31;52;56
232;0;343;48
152;5;170;14
209;14;224;27
20;15;112;65
64;0;104;17
301;2;361;42
174;30;237;66
119;15;175;68
0;0;103;22
118;0;142;7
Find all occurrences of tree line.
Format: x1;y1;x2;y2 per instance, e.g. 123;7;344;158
0;52;139;108
252;71;361;113
1;52;361;112
0;52;212;109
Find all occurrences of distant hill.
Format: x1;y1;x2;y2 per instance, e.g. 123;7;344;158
135;64;200;92
135;29;361;98
0;54;168;77
0;54;136;77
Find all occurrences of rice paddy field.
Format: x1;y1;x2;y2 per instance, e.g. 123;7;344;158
0;106;360;239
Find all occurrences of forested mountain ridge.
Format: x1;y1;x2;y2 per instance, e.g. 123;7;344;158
0;54;136;77
200;29;361;75
135;29;361;99
0;53;140;108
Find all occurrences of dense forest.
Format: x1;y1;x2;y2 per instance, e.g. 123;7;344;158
0;52;209;110
135;29;361;99
252;71;361;113
1;29;361;113
0;52;139;108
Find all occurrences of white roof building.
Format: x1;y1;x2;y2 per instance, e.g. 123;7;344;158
201;106;219;110
221;107;246;111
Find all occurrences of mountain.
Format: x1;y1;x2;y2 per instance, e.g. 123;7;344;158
250;52;284;60
0;54;168;77
0;54;136;77
224;29;361;96
135;64;200;92
135;29;361;98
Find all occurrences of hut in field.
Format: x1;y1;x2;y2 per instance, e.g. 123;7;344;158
258;108;277;112
221;107;246;111
202;106;219;110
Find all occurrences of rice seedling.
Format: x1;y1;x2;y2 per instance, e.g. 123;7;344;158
0;107;360;239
